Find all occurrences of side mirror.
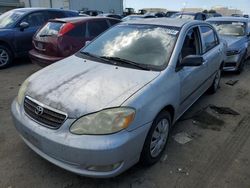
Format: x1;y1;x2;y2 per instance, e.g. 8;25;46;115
19;22;29;31
181;55;204;67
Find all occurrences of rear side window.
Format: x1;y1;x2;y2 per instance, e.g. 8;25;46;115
67;23;86;37
22;11;48;27
36;22;64;37
108;19;120;26
48;11;65;19
87;20;109;37
200;26;218;53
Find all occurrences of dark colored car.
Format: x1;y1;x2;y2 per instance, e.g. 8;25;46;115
171;12;208;21
99;13;122;20
0;8;78;68
80;10;103;16
29;17;121;66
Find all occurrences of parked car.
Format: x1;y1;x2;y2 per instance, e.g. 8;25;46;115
12;18;225;178
122;14;156;21
80;10;103;16
29;17;121;66
207;17;250;73
165;11;179;17
171;12;208;20
144;12;166;17
0;8;78;68
207;13;222;18
98;13;122;20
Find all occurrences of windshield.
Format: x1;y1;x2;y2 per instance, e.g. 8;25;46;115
209;21;246;36
171;14;195;19
0;10;25;28
81;24;179;70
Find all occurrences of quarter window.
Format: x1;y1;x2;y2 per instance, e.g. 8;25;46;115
200;26;218;53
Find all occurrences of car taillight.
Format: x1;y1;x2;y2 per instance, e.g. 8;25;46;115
58;23;75;36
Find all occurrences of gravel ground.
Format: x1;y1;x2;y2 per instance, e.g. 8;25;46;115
0;58;250;188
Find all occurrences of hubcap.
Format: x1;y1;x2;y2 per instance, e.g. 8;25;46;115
214;70;221;90
150;118;169;158
0;49;9;66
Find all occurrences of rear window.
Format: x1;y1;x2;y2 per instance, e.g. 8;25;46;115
88;20;109;37
36;22;64;37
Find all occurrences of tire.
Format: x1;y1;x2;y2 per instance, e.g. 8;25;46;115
0;45;12;69
236;54;246;74
208;68;221;94
140;111;171;166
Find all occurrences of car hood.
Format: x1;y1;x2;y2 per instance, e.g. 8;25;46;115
220;35;246;50
25;55;160;118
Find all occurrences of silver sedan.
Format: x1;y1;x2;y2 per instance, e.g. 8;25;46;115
12;18;225;178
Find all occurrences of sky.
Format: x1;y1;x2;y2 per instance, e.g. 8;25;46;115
124;0;250;14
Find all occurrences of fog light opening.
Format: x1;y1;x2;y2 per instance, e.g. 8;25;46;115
87;161;122;172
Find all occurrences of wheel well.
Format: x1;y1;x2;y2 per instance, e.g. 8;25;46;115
161;105;175;123
0;40;13;54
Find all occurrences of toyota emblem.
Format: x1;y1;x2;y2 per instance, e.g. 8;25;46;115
35;106;44;116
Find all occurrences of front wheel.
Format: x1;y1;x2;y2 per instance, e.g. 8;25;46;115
140;111;171;166
0;45;12;69
236;54;246;74
208;69;221;94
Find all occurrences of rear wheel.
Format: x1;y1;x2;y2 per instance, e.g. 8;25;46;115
140;111;171;165
0;45;12;69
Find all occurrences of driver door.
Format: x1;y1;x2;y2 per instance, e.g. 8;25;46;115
177;26;209;114
14;11;48;55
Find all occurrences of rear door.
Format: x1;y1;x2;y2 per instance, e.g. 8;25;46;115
14;11;49;54
199;25;222;77
177;26;209;114
86;19;110;41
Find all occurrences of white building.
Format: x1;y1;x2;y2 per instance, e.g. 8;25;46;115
20;0;124;14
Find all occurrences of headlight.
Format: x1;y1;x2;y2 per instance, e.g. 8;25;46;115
226;50;240;56
17;79;29;105
70;107;135;135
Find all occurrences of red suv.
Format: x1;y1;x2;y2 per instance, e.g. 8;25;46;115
29;17;120;66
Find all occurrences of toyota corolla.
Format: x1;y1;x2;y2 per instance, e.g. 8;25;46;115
11;18;225;178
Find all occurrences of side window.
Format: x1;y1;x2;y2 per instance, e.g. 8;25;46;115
67;23;86;37
48;11;65;19
22;12;48;27
87;20;109;37
108;19;121;26
180;27;201;60
200;26;218;53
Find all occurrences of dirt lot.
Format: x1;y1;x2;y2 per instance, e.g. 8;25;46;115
0;59;250;188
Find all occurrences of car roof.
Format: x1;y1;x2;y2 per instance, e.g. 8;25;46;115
52;16;119;23
123;18;195;28
175;12;202;15
13;7;75;13
207;16;249;22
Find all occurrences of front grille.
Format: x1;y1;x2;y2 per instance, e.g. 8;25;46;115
24;96;67;129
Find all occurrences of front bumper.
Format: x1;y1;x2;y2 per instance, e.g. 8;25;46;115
11;99;151;178
223;53;244;71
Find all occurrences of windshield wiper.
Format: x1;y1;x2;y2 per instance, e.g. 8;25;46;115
100;56;151;70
